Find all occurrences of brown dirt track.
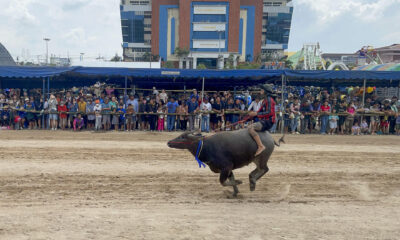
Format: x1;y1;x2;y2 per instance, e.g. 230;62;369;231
0;131;399;240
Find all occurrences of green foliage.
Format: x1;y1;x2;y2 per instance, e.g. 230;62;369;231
164;61;175;69
237;62;261;69
174;47;190;57
110;54;122;62
197;64;207;70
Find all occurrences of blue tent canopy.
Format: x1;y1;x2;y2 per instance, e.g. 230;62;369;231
1;66;400;83
284;70;400;80
72;67;284;79
0;66;72;78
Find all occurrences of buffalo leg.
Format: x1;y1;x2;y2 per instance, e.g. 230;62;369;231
220;168;242;197
249;157;270;191
228;172;243;197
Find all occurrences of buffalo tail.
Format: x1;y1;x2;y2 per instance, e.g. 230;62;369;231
274;135;286;147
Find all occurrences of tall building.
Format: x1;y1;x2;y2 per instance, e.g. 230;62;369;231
120;0;293;68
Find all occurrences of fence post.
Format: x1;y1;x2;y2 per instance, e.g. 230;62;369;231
42;77;45;129
47;77;50;130
361;78;367;124
281;74;285;134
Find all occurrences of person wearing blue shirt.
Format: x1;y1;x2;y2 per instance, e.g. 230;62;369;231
187;96;199;131
166;97;179;131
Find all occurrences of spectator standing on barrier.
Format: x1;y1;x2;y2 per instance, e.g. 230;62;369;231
382;100;392;134
300;100;313;134
116;104;126;131
78;97;87;124
320;100;331;135
110;97;119;131
338;101;347;135
25;101;36;130
139;98;147;130
86;99;95;130
102;98;111;131
211;96;224;131
94;100;102;131
126;104;134;131
177;101;188;131
224;98;234;131
390;97;398;134
157;105;165;132
147;98;158;131
167;97;179;131
370;102;381;135
395;111;400;136
290;98;301;134
329;109;339;135
58;101;68;130
345;102;356;134
132;95;139;130
48;95;58;130
159;89;168;104
68;98;78;129
200;97;212;133
187;96;199;131
34;96;43;129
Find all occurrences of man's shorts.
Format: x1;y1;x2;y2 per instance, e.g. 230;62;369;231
49;114;58;120
252;119;273;132
395;123;400;131
102;115;111;125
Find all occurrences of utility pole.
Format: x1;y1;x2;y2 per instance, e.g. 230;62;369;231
80;53;85;62
43;38;50;65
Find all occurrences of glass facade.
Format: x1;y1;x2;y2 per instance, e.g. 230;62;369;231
262;7;293;49
121;12;145;43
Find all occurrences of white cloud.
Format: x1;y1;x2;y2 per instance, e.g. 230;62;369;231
0;0;122;61
296;0;400;23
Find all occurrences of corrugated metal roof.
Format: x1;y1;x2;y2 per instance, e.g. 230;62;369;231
0;43;16;66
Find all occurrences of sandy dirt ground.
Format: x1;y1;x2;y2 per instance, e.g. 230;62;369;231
0;131;399;240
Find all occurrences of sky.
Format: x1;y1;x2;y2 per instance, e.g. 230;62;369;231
0;0;399;61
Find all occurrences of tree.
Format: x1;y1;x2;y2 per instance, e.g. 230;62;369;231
197;64;207;70
237;62;261;69
164;61;175;69
174;47;189;58
110;54;122;62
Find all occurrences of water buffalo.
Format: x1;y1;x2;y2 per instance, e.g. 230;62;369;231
167;129;284;197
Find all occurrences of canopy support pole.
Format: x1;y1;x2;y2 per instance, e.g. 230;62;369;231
184;83;186;97
124;76;128;103
281;74;285;134
124;76;128;131
201;77;205;103
42;78;45;129
361;78;367;123
201;77;205;131
47;77;50;130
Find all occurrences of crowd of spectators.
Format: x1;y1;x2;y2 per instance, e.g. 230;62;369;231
0;83;399;136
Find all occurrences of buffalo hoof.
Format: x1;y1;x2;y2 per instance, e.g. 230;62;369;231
250;182;256;191
224;190;239;198
235;180;243;185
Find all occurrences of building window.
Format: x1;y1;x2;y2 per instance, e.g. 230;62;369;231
193;14;226;23
262;11;292;47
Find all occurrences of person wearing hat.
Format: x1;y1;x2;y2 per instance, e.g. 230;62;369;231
249;84;277;156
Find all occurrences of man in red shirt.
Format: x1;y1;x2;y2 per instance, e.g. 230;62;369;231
249;84;277;156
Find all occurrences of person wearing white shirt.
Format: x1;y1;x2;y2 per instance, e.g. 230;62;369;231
248;96;262;112
200;98;212;132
